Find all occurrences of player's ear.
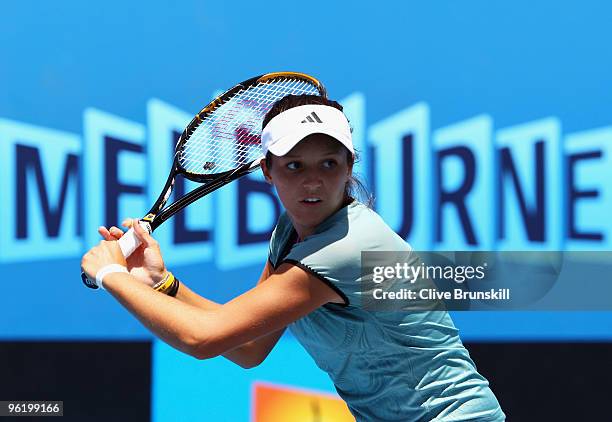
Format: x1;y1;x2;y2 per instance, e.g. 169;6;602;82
260;158;273;184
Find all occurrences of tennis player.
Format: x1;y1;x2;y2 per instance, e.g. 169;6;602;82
81;95;505;421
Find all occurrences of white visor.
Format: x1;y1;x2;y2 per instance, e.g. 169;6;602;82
261;104;353;157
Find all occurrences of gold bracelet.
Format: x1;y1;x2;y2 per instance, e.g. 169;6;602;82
153;271;175;294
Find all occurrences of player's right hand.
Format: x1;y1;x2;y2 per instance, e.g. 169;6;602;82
98;219;167;287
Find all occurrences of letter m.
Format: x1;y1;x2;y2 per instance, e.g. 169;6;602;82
0;119;81;262
16;145;78;238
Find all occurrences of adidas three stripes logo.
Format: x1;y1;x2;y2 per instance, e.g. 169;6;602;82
301;111;323;123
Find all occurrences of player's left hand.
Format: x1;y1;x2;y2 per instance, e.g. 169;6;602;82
81;240;127;282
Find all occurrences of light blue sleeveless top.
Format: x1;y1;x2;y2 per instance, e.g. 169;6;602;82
269;201;505;421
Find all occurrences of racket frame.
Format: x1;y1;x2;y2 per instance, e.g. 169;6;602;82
82;71;326;289
144;72;325;228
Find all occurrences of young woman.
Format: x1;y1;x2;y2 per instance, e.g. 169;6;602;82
81;95;505;421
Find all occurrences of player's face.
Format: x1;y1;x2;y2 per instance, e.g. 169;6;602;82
262;134;353;239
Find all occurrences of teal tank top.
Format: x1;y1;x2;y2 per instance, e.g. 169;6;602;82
268;201;505;421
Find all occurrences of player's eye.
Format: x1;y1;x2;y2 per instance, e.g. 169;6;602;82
322;159;337;169
286;161;301;170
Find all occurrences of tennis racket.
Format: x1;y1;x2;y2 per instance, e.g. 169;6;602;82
82;72;326;288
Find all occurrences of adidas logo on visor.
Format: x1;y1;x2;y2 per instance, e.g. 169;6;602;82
300;111;323;123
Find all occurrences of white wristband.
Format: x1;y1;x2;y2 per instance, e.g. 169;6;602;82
95;264;129;289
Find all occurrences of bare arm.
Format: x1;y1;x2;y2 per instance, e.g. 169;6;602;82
81;238;342;364
175;260;286;368
99;223;283;368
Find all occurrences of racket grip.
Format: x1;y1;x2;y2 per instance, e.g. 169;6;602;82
118;221;152;258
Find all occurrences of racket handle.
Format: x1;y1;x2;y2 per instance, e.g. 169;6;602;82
118;225;145;257
81;221;152;289
119;221;153;257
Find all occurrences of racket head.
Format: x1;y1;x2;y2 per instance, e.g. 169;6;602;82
175;72;326;182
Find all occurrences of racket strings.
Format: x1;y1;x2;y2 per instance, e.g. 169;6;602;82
182;79;310;172
179;78;321;175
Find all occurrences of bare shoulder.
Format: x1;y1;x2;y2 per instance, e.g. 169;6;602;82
267;262;344;305
202;262;344;354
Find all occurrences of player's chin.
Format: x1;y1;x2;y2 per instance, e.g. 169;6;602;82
294;204;334;223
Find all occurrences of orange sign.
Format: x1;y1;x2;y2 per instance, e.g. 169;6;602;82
252;382;355;422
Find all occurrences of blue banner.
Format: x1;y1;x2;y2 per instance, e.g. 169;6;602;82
1;0;611;343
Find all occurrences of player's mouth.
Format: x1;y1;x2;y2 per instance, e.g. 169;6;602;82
300;197;322;205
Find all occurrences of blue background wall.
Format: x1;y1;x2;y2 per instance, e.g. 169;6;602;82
1;1;611;419
2;0;611;340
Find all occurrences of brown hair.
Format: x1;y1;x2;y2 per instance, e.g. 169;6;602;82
262;94;344;129
262;94;374;207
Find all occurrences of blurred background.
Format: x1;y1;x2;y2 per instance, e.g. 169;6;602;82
1;1;611;420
